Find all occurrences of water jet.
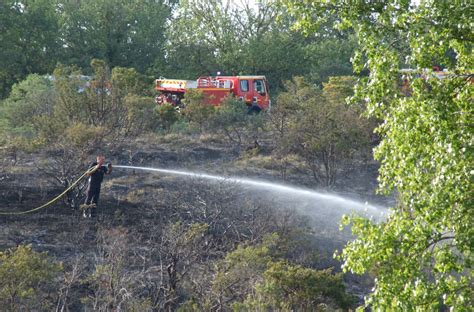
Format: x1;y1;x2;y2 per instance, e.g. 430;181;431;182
114;165;386;220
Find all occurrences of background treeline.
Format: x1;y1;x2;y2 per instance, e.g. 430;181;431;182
0;0;355;99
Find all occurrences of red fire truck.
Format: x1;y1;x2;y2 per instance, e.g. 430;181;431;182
155;75;271;110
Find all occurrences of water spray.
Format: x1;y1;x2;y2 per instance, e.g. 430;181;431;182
114;165;386;218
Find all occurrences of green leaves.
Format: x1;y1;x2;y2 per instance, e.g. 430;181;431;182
181;89;216;132
285;0;473;310
0;245;61;310
249;261;353;310
0;74;54;138
210;233;355;310
59;0;172;71
156;104;179;133
0;0;60;97
274;76;373;186
0;0;172;98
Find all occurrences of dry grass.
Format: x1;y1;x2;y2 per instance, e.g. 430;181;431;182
198;133;224;144
234;154;275;170
4;165;31;174
125;189;146;204
233;153;306;174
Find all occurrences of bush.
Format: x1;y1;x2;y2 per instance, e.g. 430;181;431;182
0;245;61;311
0;74;55;138
239;261;355;310
209;234;355;311
211;96;265;151
271;76;373;186
156;103;179;133
181;89;216;132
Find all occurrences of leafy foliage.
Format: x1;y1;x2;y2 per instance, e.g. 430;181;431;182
0;74;55;138
238;261;354;311
182;89;216;132
59;0;172;71
271;76;372;186
0;245;61;311
285;0;473;310
0;0;60;98
209;234;354;311
305;36;357;86
0;0;172;98
156;104;179;133
209;97;265;151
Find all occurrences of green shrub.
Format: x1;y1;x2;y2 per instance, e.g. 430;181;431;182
182;89;216;132
156;103;179;133
0;245;61;311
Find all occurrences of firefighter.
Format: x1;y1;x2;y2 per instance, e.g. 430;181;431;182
82;154;112;218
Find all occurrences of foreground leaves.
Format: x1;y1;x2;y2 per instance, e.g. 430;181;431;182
0;245;61;310
285;0;473;310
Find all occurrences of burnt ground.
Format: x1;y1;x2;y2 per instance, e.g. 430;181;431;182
0;134;392;307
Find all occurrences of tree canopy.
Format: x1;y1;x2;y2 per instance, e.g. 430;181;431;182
0;0;173;98
0;0;356;98
285;0;473;310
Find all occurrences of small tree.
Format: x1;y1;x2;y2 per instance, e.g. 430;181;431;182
181;89;216;132
211;234;277;309
212;97;248;149
156;103;179;133
0;245;62;311
211;97;265;152
268;76;313;178
0;74;55;138
238;261;355;311
0;74;55;172
280;76;372;187
209;234;354;311
146;222;209;311
85;227;150;311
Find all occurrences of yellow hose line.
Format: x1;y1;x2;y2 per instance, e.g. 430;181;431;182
0;167;95;215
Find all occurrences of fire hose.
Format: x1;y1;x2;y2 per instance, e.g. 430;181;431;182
0;166;97;215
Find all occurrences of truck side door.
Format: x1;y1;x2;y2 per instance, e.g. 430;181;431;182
238;79;250;104
253;78;268;108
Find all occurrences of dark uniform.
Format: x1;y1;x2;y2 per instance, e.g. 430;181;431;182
84;162;108;216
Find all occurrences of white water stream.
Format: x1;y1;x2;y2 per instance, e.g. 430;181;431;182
114;165;386;220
